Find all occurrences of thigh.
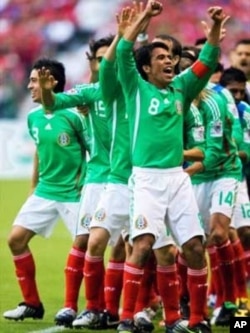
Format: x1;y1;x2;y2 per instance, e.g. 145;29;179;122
129;170;168;243
168;174;205;246
210;178;238;218
231;180;250;229
76;183;106;236
13;194;59;238
57;201;81;239
91;183;130;246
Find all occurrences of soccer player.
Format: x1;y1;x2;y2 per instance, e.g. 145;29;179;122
74;7;177;333
219;67;250;311
3;58;87;321
184;59;243;326
38;37;113;327
116;1;226;333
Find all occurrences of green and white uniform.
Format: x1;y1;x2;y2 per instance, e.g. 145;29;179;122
191;89;242;233
231;100;250;229
13;106;87;238
89;58;131;245
49;83;110;235
117;39;219;246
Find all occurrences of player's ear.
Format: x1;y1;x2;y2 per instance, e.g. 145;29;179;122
173;55;180;66
142;65;151;74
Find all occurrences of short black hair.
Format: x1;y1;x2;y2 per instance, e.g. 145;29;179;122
154;34;182;57
194;37;207;47
89;35;115;57
32;58;66;93
235;38;250;47
135;42;169;81
219;67;247;86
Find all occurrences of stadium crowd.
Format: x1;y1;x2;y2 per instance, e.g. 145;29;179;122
2;1;250;333
0;0;249;118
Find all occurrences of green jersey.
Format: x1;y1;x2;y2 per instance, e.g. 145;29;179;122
28;106;87;201
99;58;131;184
191;90;242;184
236;101;250;177
184;103;205;152
116;39;220;168
50;83;110;183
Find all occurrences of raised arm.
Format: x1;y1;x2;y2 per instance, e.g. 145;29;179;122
122;0;162;42
206;6;228;46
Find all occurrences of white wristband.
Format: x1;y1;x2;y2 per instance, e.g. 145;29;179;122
136;33;149;43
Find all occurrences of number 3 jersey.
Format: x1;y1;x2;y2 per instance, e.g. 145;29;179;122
28;107;87;201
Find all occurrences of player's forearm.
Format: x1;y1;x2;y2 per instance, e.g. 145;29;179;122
184;161;204;176
30;152;39;194
105;34;120;62
41;88;55;109
184;148;204;161
207;21;222;46
123;11;151;42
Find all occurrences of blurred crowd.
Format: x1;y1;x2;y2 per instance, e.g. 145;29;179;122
0;0;249;119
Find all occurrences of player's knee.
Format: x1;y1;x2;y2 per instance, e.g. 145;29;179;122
182;237;205;267
7;233;27;253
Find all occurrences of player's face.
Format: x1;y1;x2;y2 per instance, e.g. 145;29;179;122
146;47;174;88
152;38;179;67
232;44;250;77
225;81;246;104
27;69;41;103
95;45;109;71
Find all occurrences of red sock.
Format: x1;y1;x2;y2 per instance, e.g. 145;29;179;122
207;246;224;308
105;260;124;316
83;253;105;311
216;240;236;303
177;252;189;299
244;250;250;280
14;252;40;307
64;246;85;311
231;240;247;299
134;254;156;313
187;267;208;327
157;264;180;326
120;262;143;320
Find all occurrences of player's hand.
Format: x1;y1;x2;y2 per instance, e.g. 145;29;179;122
201;14;230;41
116;6;135;37
207;6;227;24
77;105;89;116
38;67;58;90
145;0;163;17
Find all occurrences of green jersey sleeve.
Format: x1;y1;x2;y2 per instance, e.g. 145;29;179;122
184;103;205;153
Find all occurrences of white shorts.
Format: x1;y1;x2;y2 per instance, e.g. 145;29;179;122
129;167;204;248
90;183;130;246
192;178;238;234
231;180;250;229
13;194;80;238
76;183;106;236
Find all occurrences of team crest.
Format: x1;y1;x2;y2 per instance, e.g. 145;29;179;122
175;101;183;115
81;214;92;229
58;132;70;146
134;215;147;230
94;208;106;222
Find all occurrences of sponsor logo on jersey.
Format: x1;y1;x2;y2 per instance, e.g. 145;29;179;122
134;215;147;230
58;133;70;146
175;101;183;115
94;208;106;222
45;123;52;130
81;214;92;229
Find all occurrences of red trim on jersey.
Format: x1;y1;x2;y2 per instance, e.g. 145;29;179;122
192;61;210;78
